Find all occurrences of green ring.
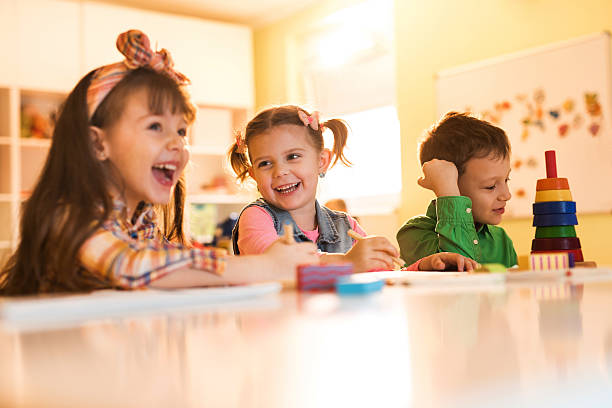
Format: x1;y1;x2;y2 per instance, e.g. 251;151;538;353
535;225;577;238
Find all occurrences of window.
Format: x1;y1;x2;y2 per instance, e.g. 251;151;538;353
296;0;400;215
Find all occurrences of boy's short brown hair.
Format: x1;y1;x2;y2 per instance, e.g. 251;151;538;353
419;112;511;175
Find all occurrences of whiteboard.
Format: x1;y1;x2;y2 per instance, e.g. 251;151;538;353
436;32;612;217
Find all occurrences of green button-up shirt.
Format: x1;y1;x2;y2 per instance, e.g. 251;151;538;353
397;196;517;268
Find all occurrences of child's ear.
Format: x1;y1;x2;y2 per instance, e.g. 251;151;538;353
89;126;109;161
319;148;332;174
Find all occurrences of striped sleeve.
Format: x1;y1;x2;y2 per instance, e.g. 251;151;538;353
78;226;227;289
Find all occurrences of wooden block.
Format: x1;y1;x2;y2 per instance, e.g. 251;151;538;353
536;178;569;191
517;255;530;270
545;150;557;178
532;213;578;227
473;263;507;273
535;225;577;238
532;248;583;262
531;237;581;251
532;201;576;215
296;263;353;291
527;252;571;270
535;189;573;202
574;261;597;268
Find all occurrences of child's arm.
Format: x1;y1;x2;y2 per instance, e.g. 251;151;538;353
78;225;317;288
321;235;400;272
236;206;279;254
150;238;319;288
398;159;481;264
397;197;482;264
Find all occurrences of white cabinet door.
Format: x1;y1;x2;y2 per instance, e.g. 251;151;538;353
82;2;253;108
81;2;151;74
0;0;17;87
17;0;81;92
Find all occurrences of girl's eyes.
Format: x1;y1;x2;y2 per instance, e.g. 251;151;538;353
287;153;301;160
257;160;271;168
148;122;188;137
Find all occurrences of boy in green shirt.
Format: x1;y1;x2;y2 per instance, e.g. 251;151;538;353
397;112;518;268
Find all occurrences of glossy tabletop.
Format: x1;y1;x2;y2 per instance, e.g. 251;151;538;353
2;273;612;407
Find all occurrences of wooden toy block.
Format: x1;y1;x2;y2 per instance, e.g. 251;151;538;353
545;150;557;178
527;252;573;270
297;263;353;291
532;213;578;227
535;189;573;202
335;274;384;295
473;263;507;273
532;248;583;262
532;201;576;215
535;225;577;238
536;178;570;191
531;237;581;251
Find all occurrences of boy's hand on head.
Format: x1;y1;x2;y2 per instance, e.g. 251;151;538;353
418;159;461;197
418;252;480;272
345;236;400;272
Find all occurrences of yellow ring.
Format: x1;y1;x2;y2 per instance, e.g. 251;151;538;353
535;189;572;202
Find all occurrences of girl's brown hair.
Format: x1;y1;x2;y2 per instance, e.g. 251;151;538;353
0;67;195;295
228;105;350;182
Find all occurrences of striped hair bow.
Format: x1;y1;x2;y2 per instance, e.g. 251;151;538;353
87;29;190;119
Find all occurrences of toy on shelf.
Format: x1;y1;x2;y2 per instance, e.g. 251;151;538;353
531;150;584;263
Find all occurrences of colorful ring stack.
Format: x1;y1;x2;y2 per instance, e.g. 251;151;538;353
531;150;583;262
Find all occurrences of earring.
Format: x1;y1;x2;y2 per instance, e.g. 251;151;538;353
319;172;326;178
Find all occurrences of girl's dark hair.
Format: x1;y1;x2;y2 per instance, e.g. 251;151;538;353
228;105;351;182
0;67;195;295
419;111;511;175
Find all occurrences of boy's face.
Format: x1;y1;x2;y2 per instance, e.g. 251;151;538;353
458;154;511;226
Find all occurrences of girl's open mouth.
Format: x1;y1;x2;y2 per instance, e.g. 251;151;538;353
152;163;177;187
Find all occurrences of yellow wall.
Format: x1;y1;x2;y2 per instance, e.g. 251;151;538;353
395;0;612;266
254;0;612;266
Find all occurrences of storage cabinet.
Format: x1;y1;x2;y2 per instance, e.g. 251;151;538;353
0;1;255;252
81;2;255;107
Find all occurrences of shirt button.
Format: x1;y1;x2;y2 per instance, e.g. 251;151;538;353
473;239;479;245
466;208;472;213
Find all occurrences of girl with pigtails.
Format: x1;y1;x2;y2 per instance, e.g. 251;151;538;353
228;105;479;272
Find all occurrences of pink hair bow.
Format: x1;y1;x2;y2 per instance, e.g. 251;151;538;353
87;29;190;119
298;110;322;131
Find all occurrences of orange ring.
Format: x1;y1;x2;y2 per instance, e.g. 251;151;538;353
536;178;569;191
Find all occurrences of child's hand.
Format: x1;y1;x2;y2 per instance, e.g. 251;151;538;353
418;159;460;197
263;239;319;279
418;252;480;272
344;236;400;272
262;223;318;280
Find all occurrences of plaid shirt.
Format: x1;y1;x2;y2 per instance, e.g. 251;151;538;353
78;200;227;288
